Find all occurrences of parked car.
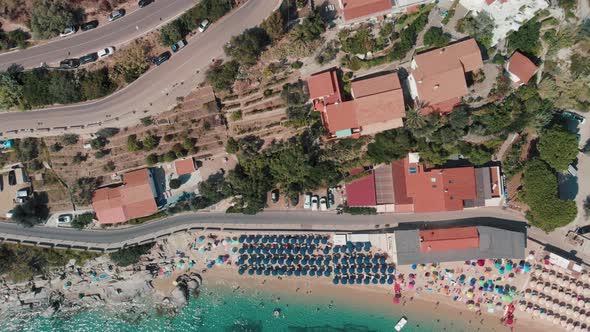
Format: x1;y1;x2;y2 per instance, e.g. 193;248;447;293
198;19;209;32
108;9;125;21
271;189;279;203
171;40;187;53
290;194;299;207
97;46;115;58
16;197;27;204
58;214;73;223
59;58;80;69
311;195;319;211
152;51;171;66
7;170;16;186
79;52;99;65
0;175;3;192
81;20;99;31
60;25;77;37
304;193;312;209
327;188;335;207
319;197;327;211
16;188;29;198
138;0;154;8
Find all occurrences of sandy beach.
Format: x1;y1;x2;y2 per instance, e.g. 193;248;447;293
148;230;559;332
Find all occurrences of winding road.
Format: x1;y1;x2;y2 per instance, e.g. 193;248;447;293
0;0;196;70
0;0;281;139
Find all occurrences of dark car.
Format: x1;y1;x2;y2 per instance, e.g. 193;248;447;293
81;20;99;31
271;189;279;203
327;188;335;208
0;174;3;192
59;58;80;70
138;0;154;8
152;51;171;66
8;170;16;186
79;52;99;65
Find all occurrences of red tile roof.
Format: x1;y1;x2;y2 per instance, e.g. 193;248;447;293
342;0;393;21
175;158;196;176
391;160;413;205
92;169;158;224
404;158;477;213
419;227;480;252
507;51;538;86
346;173;377;206
351;73;401;98
325;101;359;133
307;70;342;105
412;39;483;110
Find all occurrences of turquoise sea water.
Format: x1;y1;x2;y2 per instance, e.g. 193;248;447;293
7;285;471;332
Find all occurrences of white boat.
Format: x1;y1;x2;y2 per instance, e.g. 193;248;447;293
394;316;408;331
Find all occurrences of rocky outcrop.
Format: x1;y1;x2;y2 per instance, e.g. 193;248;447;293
168;273;202;307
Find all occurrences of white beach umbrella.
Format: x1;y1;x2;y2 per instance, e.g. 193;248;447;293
573;310;581;319
519;303;526;311
545;285;552;293
540;312;547;320
567;308;574;316
560;279;568;287
561;319;568;328
542;271;550;280
584;288;590;297
582;274;588;282
536;283;545;291
567;322;574;330
586;314;590;324
566;294;574;303
533;309;540;317
526;306;533;313
550;275;557;282
554;316;562;325
571;282;579;291
577;299;585;307
539;297;547;306
529;281;537;289
559;291;567;299
552;288;559;296
561;305;568;314
577;285;584;294
574;325;582;332
585;302;590;310
554;302;562;310
525;292;531;299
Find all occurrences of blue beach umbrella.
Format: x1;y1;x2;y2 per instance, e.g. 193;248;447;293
321;237;328;245
355;242;363;251
256;268;263;275
302;259;308;265
270;236;277;243
348;267;355;274
239;235;246;243
364;278;370;285
302;269;308;276
278;248;285;254
364;266;371;273
380;266;387;274
363;257;371;264
256;257;263;264
317;270;323;277
264;269;271;276
270;269;277;276
278;258;285;265
306;237;313;244
310;258;316;265
238;247;245;254
246;236;253;244
314;237;320;245
271;258;278;264
279;268;285;276
262;247;269;254
323;248;330;255
277;235;284;243
307;248;314;255
372;257;378;264
372;266;379;273
255;247;261;254
372;278;378;284
325;271;331;277
333;246;340;253
286;269;293;276
335;268;341;274
380;278;386;284
309;270;316;277
247;247;254;254
248;258;254;265
238;258;245;265
356;277;362;284
262;237;268;244
262;257;270;264
388;266;395;274
333;278;340;285
379;257;386;264
248;269;255;275
333;257;339;264
270;247;277;254
286;259;293;265
238;268;245;275
294;269;301;277
347;241;353;249
341;278;348;285
286;248;292;255
356;257;363;264
387;278;394;285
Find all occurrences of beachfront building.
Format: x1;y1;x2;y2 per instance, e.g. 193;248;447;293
345;153;504;213
506;51;538;87
338;0;434;25
174;157;198;177
92;168;159;224
391;225;526;265
407;38;484;113
307;70;406;140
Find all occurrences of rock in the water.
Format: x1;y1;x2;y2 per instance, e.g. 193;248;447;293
169;287;187;307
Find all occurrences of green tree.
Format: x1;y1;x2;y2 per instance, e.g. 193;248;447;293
367;128;415;164
15;138;38;161
96;127;120;138
456;12;494;48
521;160;577;232
72;152;87;164
103;160;116;172
11;194;49;227
113;41;151;83
72;177;101;206
261;10;285;41
60;133;79;145
423;27;451;48
127;134;143;152
90;136;108;150
508;18;541;55
163;151;177;162
0;72;23;109
206;60;239;91
143;135;160;151
159;20;185;46
537;126;579;172
29;0;77;39
71;213;94;230
226;137;239;154
289;11;326;43
224;27;269;66
80;68;117;100
146;153;160;166
110;244;154;267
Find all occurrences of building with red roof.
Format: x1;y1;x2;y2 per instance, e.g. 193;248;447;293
419;227;480;252
407;39;483;113
345;153;504;213
92;168;159;224
340;0;394;22
307;70;406;140
506;51;538;87
175;157;197;176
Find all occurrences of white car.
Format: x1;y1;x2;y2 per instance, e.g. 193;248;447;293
97;47;115;58
319;197;328;211
198;20;209;32
58;214;73;223
304;193;312;209
60;25;77;37
311;195;319;211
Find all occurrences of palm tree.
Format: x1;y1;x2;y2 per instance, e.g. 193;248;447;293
404;103;427;130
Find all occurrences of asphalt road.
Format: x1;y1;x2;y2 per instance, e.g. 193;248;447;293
0;0;196;70
0;0;280;138
0;209;524;245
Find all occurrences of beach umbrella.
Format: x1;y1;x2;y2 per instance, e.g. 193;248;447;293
238;268;245;275
333;257;339;265
341;278;348;285
379;277;386;284
355;277;361;284
256;268;263;275
372;266;379;273
294;269;301;277
279;268;285;276
356;266;363;273
544;286;551;293
286;269;293;276
314;237;320;245
264;269;271;276
248;268;255;275
379;257;386;264
348;267;355;274
372;257;378;264
577;285;585;294
321;237;328;245
518;303;526;311
372;278;378;284
364;278;370;285
333;246;340;253
323;248;330;255
310;269;316;277
325;271;331;277
364;266;371;274
307;248;314;255
333;278;340;285
317;269;324;277
335;268;341;274
380;266;387;274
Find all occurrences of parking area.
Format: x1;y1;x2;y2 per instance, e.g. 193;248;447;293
45;209;94;228
0;165;31;219
266;187;345;212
